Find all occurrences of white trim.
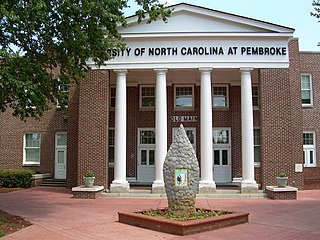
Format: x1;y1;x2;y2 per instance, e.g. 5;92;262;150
301;74;313;107
303;131;316;167
138;128;156;148
23;132;41;165
253;127;261;167
174;85;194;110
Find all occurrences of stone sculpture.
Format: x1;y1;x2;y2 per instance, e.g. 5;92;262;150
163;124;200;217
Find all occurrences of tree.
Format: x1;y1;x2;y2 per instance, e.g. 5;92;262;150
0;0;171;120
311;0;320;46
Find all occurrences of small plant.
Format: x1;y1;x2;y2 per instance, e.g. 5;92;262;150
278;170;287;178
84;171;94;177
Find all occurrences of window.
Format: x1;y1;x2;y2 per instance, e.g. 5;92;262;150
172;128;196;150
252;86;259;109
57;82;69;108
301;74;313;106
108;129;115;166
140;86;155;108
303;131;316;167
23;133;41;165
110;87;116;108
213;85;228;108
254;128;260;165
175;86;194;109
212;129;230;145
139;130;156;145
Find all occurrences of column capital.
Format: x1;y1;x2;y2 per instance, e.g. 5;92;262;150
239;67;254;73
154;68;168;74
114;69;128;75
199;67;213;73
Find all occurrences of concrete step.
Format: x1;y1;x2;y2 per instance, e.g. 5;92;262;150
102;189;267;198
40;179;67;188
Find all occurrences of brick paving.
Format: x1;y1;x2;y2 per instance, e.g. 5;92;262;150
1;187;320;239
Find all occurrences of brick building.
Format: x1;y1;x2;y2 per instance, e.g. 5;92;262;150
1;3;319;192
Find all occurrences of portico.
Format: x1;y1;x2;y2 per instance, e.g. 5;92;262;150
86;3;293;193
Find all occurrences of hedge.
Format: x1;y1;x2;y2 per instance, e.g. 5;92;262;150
0;170;34;188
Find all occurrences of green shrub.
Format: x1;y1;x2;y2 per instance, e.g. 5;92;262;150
0;170;33;188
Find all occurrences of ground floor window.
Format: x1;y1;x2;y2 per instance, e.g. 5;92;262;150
254;128;260;165
23;132;41;165
172;127;196;150
303;131;316;167
108;129;115;166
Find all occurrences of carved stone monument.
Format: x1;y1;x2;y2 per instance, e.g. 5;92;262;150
163;124;200;217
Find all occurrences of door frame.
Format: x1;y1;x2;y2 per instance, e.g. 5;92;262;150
137;128;155;183
55;132;67;179
212;127;232;183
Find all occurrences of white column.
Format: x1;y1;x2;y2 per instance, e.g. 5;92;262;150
199;68;216;193
110;69;129;193
152;68;167;193
240;68;258;193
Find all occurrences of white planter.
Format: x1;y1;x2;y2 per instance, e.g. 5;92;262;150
83;177;95;187
276;177;288;188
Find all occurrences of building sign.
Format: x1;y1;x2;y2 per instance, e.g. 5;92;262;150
89;38;290;69
171;116;198;122
174;169;188;187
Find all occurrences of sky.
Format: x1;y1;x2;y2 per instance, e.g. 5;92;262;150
125;0;320;51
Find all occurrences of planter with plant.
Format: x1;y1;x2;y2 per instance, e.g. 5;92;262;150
276;170;288;188
83;171;95;187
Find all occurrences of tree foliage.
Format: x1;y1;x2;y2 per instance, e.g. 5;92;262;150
311;0;320;46
0;0;171;120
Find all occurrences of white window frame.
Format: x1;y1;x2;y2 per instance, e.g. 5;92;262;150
110;86;116;109
212;85;229;109
174;85;194;110
138;128;156;147
254;127;260;166
23;132;41;165
172;127;196;150
303;131;316;167
212;128;231;148
301;74;313;107
57;81;69;108
108;128;115;167
252;85;259;110
139;85;155;109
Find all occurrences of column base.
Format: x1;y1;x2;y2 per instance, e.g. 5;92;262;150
110;180;130;193
240;181;259;193
198;181;216;194
152;180;165;194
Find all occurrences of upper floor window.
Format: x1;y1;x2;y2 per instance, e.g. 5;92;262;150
252;86;259;109
110;87;116;108
303;131;316;167
23;133;41;165
140;86;155;109
301;74;313;107
174;86;194;109
57;81;69;108
213;85;228;108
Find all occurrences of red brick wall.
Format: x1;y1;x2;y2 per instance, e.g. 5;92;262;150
0;107;67;174
259;39;304;189
77;70;109;187
300;51;320;189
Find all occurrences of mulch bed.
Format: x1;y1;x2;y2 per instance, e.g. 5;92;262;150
0;210;32;237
